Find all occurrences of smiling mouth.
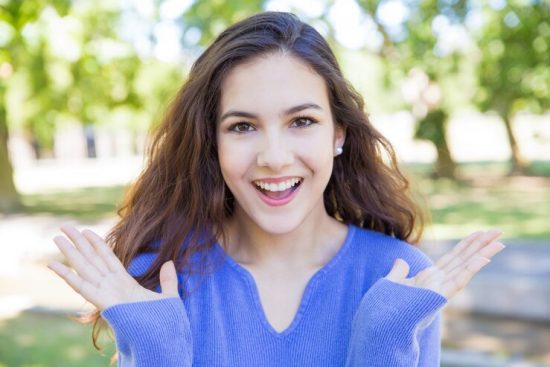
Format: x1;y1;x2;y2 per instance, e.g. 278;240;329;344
253;178;303;200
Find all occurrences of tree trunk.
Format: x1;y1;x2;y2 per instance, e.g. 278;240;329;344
502;113;528;175
414;109;457;179
434;135;457;179
0;109;22;213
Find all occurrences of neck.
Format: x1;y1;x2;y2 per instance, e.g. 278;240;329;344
220;207;347;272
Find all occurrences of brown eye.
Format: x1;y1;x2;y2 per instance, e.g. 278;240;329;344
291;116;317;128
229;122;255;133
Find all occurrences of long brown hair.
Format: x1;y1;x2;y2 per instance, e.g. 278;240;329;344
82;11;424;356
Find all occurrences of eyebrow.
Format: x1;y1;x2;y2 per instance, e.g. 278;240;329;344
219;102;323;123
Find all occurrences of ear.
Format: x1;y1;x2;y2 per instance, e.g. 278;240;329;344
334;123;346;149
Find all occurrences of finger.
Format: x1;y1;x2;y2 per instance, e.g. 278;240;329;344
53;235;102;286
47;260;103;308
435;231;484;269
478;241;506;259
81;229;126;274
385;258;410;282
159;261;179;298
445;240;505;281
444;235;503;277
442;255;491;298
441;229;502;275
60;225;109;275
446;243;498;280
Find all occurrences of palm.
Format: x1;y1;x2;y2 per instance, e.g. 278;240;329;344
75;266;165;311
386;230;505;299
48;224;178;310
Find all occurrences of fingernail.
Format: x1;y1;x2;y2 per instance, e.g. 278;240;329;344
478;258;490;270
493;241;506;249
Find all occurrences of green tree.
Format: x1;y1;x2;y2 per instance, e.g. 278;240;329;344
0;1;183;213
356;0;469;178
184;0;262;44
474;1;550;174
0;81;17;212
0;0;70;211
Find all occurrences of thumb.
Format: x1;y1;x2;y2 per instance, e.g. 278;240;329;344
159;260;179;298
385;258;410;282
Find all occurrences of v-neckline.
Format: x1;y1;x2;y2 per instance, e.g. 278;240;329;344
214;224;356;337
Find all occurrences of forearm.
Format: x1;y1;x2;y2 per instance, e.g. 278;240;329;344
101;297;193;366
345;278;447;367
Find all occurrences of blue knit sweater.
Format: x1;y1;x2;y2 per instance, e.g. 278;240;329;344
101;224;448;366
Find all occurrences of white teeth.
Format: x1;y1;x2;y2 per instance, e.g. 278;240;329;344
254;178;301;192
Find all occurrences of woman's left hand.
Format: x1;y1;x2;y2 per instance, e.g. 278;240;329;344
385;229;505;300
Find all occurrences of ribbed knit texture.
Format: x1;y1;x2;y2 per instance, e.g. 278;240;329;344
101;224;448;366
102;297;193;365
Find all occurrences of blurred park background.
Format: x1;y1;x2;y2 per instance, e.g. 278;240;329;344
0;0;549;366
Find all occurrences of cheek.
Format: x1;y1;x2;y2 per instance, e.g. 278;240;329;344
218;140;253;181
295;134;334;171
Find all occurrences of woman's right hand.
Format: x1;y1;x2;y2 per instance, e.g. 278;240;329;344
47;224;179;311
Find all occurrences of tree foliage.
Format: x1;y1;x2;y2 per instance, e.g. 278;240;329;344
474;0;550;173
356;0;471;178
181;0;263;47
1;0;548;213
0;0;184;212
0;0;70;211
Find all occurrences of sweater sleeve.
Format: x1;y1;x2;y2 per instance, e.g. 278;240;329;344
100;297;193;366
345;278;448;367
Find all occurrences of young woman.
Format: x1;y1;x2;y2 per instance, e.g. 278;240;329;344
48;11;505;367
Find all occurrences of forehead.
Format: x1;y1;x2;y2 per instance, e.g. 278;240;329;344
219;53;330;115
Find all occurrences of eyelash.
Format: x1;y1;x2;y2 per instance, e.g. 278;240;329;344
228;115;318;133
292;115;319;128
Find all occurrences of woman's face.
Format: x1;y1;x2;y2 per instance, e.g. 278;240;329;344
216;53;345;235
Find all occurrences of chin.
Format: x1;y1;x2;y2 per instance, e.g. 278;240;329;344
254;214;304;235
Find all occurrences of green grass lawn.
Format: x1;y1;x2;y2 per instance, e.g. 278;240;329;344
19;185;126;222
0;312;115;367
406;161;550;240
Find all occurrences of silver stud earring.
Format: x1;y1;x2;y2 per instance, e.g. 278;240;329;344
335;147;343;156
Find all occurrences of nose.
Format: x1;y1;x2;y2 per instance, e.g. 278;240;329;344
256;131;294;171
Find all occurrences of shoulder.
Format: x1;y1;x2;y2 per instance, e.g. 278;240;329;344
349;225;434;278
123;238;160;277
126;236;220;278
127;251;159;277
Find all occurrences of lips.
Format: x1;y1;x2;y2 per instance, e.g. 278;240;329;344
252;178;303;206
